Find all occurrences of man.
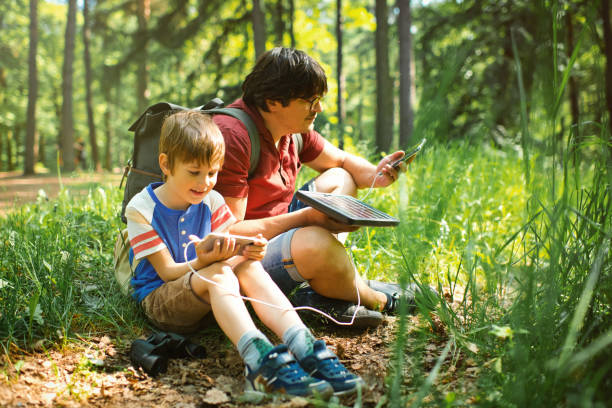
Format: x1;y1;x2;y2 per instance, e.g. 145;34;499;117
215;47;415;325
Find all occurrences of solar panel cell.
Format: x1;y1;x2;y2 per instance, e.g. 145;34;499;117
295;191;399;227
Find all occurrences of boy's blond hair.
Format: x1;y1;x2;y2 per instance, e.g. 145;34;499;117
159;110;225;173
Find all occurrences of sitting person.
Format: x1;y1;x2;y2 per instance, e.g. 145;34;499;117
125;110;363;397
214;47;419;324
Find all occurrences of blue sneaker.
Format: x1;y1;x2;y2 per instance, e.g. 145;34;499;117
298;340;365;395
245;344;333;399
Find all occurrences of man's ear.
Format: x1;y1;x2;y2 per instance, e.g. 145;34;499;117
266;99;282;112
159;153;171;177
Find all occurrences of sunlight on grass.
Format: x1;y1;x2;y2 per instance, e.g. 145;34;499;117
0;142;609;406
0;182;146;354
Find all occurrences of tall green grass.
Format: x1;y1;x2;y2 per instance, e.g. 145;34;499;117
0;147;608;407
348;138;609;406
354;6;611;406
0;183;146;354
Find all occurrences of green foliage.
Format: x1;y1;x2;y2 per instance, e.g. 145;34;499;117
344;134;610;406
0;182;145;352
4;0;605;170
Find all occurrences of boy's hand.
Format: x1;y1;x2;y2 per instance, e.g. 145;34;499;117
241;234;267;261
190;234;240;266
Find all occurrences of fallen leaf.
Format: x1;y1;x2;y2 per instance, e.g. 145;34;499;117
201;388;229;405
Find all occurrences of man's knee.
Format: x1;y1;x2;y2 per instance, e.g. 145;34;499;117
315;167;357;196
291;226;351;278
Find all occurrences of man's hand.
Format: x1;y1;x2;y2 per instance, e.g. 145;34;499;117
191;234;241;267
241;234;268;260
303;207;361;233
374;151;406;187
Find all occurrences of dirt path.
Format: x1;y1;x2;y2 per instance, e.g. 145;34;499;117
0;171;123;215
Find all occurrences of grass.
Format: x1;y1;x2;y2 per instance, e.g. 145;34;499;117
0;138;610;406
0;184;147;355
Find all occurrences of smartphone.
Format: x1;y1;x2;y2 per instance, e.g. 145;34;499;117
390;138;427;168
196;232;256;252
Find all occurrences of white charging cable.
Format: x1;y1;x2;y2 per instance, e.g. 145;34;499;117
181;163;397;325
359;171;384;202
183;240;362;326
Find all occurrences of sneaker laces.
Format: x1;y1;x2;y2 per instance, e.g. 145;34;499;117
317;356;350;378
277;361;310;384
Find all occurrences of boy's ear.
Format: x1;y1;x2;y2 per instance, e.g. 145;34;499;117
159;153;171;176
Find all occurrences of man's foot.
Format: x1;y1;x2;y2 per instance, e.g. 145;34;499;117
290;285;383;328
366;280;437;314
299;340;366;396
245;344;333;399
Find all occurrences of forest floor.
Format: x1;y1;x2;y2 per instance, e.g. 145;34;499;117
0;319;395;407
0;171;476;407
0;313;474;408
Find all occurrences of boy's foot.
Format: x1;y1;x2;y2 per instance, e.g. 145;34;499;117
298;340;366;396
290;285;383;328
366;280;437;314
245;344;333;399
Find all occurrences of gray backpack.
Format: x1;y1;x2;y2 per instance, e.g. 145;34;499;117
114;98;303;295
120;97;303;223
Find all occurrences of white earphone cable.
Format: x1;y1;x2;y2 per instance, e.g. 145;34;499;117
183;240;362;326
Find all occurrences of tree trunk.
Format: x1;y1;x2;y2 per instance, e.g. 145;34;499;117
103;73;112;171
398;0;415;148
336;0;345;150
356;48;365;142
102;65;116;171
566;11;579;130
83;0;100;171
0;128;4;171
136;0;150;113
8;129;14;171
602;0;612;162
60;0;77;172
375;0;393;154
39;130;45;166
252;0;266;59
288;0;295;48
53;86;62;167
25;0;38;175
275;0;284;46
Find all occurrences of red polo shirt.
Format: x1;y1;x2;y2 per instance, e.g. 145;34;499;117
213;99;325;220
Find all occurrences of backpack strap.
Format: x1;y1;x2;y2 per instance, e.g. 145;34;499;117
292;133;304;155
205;106;304;177
204;107;260;178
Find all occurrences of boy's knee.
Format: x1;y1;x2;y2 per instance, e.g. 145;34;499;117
200;263;240;293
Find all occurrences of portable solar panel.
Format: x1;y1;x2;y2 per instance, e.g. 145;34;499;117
295;190;400;227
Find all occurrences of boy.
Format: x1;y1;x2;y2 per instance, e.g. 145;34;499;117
125;110;363;398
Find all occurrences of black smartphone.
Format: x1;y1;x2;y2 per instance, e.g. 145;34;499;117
390;138;427;168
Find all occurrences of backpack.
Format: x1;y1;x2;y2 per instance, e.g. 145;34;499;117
113;98;303;295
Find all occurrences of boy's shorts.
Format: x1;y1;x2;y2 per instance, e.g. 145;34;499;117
260;179;316;295
141;272;211;333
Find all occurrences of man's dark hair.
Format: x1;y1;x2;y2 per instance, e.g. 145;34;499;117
242;47;328;112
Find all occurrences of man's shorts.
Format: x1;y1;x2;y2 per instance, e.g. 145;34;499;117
260;179;316;295
141;272;211;333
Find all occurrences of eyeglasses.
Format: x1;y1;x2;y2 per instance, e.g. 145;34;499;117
305;96;323;111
